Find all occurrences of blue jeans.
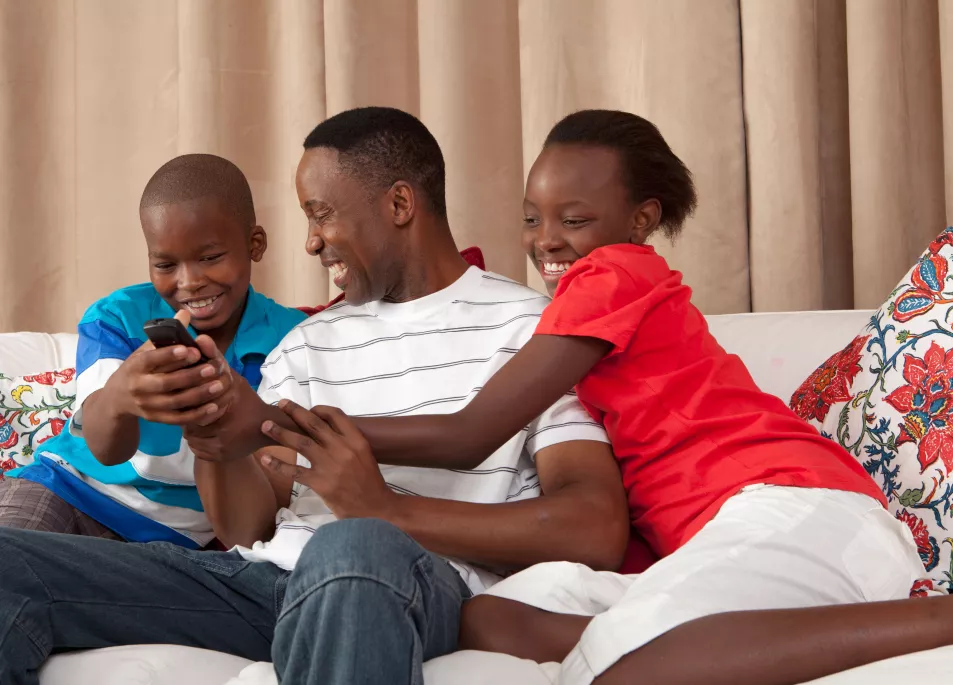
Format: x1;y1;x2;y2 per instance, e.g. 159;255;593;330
0;518;470;685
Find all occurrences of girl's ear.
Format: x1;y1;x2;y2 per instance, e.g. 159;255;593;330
629;199;662;244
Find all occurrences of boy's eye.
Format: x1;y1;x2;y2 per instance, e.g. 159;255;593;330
152;263;175;271
200;253;226;263
522;216;540;227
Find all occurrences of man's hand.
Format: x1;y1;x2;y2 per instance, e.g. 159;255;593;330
259;400;398;520
104;310;229;425
182;368;268;462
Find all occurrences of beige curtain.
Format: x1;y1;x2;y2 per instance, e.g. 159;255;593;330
0;0;950;333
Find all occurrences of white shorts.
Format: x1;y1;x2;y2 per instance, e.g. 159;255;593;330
484;485;927;685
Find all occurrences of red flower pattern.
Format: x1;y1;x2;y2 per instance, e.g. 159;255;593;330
910;578;937;598
897;509;940;571
22;368;75;386
790;335;868;422
885;342;953;474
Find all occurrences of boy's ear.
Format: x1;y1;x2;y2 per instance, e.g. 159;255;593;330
630;199;662;245
249;226;267;262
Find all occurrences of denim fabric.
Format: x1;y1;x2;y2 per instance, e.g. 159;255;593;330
0;519;469;685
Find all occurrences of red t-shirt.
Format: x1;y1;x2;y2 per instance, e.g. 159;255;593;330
536;243;886;558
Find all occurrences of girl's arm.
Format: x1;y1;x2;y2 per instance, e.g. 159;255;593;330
344;334;612;469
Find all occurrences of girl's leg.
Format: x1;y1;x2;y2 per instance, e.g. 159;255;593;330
460;595;593;663
595;594;953;685
488;486;939;685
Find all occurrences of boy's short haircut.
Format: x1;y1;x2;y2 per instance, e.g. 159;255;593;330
139;153;256;227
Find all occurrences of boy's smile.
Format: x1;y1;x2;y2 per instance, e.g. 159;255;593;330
140;196;266;351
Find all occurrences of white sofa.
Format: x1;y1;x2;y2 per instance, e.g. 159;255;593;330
3;310;953;684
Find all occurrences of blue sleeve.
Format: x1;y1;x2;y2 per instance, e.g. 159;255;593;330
75;297;145;375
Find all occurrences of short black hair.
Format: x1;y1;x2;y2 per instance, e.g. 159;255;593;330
139;153;256;227
303;107;447;219
545;110;697;239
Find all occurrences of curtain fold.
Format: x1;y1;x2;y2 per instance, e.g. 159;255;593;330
0;0;949;331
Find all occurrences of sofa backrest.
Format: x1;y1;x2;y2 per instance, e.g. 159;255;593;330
0;332;79;377
707;310;873;402
0;309;873;403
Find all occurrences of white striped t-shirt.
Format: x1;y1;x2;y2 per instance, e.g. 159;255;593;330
235;266;609;593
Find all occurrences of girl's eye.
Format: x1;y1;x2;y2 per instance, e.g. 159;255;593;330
200;253;225;263
522;216;540;227
563;218;588;227
152;263;174;271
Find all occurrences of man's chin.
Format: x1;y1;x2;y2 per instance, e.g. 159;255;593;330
341;289;369;306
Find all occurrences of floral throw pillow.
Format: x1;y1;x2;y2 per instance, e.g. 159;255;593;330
0;369;76;477
791;226;953;594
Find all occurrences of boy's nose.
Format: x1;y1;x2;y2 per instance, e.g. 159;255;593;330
177;264;206;292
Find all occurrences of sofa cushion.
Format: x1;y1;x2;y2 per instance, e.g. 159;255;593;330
791;226;953;594
0;368;76;476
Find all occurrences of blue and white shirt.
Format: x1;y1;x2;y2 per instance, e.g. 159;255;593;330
10;283;306;548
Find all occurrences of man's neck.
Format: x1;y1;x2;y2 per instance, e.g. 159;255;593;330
382;222;470;303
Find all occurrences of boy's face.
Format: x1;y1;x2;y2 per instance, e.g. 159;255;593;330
522;144;652;295
140;196;266;334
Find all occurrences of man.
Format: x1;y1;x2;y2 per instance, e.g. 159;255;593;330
0;107;629;685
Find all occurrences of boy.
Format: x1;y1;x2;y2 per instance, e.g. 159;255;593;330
0;154;306;547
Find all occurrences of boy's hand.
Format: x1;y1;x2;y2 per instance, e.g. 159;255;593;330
105;311;229;425
183;372;266;460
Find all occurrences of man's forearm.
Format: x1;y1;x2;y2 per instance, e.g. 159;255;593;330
381;484;628;572
194;455;278;548
81;389;140;466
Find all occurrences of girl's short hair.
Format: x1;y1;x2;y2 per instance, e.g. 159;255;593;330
544;110;698;239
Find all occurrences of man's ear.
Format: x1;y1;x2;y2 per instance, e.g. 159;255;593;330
630;199;662;244
249;226;268;262
390;181;416;228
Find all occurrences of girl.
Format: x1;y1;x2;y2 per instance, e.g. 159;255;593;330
282;111;953;685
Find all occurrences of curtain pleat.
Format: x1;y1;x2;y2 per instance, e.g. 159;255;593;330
0;0;949;330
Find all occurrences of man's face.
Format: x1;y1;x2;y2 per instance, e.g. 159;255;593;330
296;147;396;305
141;197;264;332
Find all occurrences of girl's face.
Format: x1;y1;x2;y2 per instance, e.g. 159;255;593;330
522;143;658;295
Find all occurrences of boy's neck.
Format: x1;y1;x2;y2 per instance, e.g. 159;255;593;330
207;291;248;354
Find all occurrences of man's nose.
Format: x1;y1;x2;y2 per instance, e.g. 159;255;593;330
306;230;324;256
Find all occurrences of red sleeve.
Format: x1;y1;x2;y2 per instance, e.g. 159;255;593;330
535;255;654;355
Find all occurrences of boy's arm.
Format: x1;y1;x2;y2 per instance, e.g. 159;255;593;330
346;334;611;470
82;344;221;465
80;310;232;467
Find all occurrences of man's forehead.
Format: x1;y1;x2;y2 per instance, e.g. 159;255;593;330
298;147;342;179
297;148;370;207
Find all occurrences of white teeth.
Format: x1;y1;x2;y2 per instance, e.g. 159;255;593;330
542;262;572;274
186;295;220;310
329;263;348;280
